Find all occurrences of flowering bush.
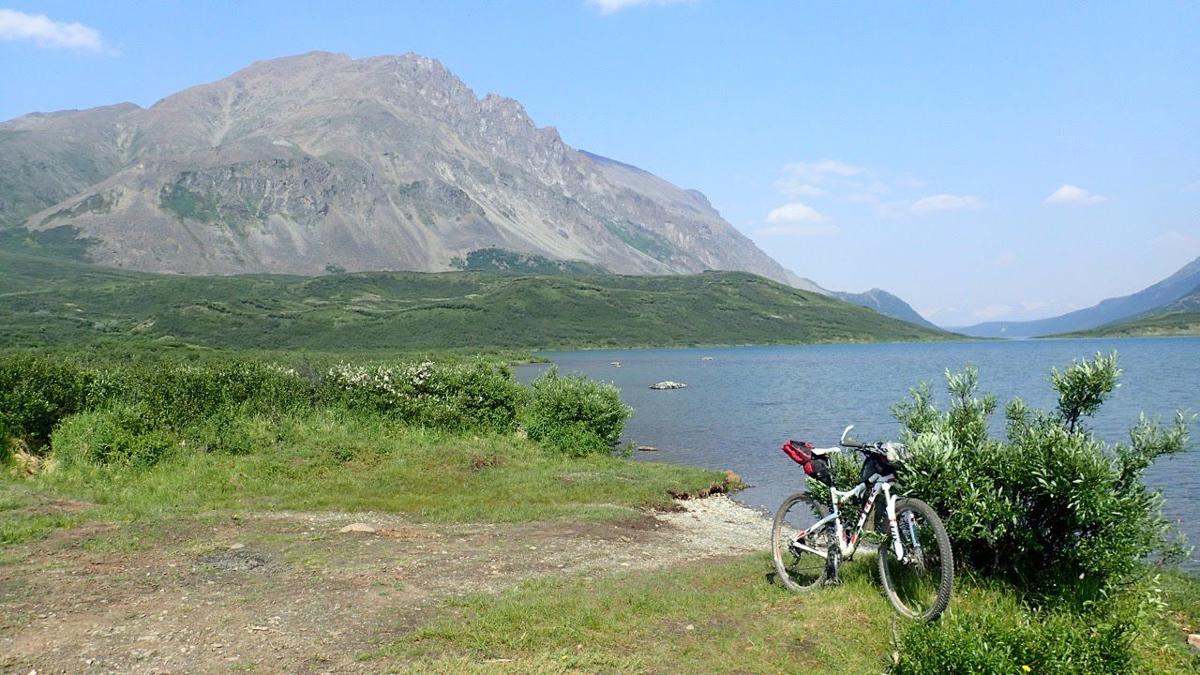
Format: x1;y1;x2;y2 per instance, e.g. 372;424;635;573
322;359;524;433
91;360;316;429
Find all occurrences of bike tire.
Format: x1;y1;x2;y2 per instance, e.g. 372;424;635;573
771;492;831;592
877;497;953;621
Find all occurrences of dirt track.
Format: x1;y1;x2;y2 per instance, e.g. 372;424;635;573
1;497;771;673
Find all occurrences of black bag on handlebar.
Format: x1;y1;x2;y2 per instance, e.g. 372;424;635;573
860;452;897;485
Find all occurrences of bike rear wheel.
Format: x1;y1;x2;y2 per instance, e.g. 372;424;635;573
771;492;831;592
877;497;953;621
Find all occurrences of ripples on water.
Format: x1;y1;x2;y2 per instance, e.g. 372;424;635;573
518;337;1200;569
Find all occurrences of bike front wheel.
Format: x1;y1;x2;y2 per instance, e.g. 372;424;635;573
771;492;831;592
877;497;953;621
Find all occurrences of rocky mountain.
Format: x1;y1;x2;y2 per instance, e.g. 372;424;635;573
956;255;1200;338
0;51;798;283
1065;283;1200;337
831;288;940;331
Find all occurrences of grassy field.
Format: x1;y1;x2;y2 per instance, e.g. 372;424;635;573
0;249;951;352
1;411;727;547
373;553;1200;673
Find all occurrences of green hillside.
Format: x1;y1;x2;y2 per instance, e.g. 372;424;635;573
1059;311;1200;338
0;250;951;352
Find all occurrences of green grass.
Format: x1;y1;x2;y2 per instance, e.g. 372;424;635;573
368;554;1200;673
1;411;724;545
374;553;895;673
0;249;952;352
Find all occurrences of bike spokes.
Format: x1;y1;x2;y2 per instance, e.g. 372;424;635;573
772;494;830;591
878;500;952;620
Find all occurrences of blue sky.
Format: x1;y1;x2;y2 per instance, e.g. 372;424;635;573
2;1;1197;326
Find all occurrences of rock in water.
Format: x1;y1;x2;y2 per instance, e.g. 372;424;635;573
339;523;376;534
649;381;687;390
636;445;658;452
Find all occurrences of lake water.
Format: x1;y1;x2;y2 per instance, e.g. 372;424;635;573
517;337;1200;569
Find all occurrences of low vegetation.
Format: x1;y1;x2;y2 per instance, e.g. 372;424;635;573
1;352;721;545
370;553;1199;673
1059;310;1200;338
797;353;1197;672
0;249;950;352
3;348;1196;672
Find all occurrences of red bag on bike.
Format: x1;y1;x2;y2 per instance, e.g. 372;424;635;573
782;440;834;486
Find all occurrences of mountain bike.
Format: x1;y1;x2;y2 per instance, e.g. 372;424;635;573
771;426;953;621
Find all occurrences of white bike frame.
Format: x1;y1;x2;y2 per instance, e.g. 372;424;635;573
791;427;921;562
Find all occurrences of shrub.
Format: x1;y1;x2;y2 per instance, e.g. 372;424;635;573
322;359;524;433
895;594;1139;674
523;369;631;456
0;354;92;453
95;360;315;429
52;404;180;468
894;353;1191;595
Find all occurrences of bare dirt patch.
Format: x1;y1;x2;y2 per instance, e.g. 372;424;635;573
1;496;770;673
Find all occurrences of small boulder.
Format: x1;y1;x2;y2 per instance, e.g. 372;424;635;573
649;381;687;390
1188;633;1200;652
228;543;245;550
339;523;376;534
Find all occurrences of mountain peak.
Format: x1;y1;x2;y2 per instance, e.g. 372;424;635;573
0;51;798;286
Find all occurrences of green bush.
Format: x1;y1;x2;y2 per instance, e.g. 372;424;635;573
94;360;316;429
0;354;92;453
322;359;525;433
52;404;180;468
894;353;1191;595
895;595;1138;674
523;369;631;456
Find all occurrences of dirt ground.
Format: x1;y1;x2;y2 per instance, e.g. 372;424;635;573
1;497;772;673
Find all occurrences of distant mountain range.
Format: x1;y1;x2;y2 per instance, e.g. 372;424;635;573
955;255;1200;338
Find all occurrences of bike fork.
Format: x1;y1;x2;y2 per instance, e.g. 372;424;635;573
882;484;905;559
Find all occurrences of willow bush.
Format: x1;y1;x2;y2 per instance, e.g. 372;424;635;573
894;353;1190;595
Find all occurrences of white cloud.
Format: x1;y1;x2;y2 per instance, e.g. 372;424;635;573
910;194;984;213
757;223;840;237
774;159;868;198
1152;230;1200;253
1044;184;1107;205
586;0;695;13
0;9;104;51
766;202;827;225
780;159;865;181
776;182;828;198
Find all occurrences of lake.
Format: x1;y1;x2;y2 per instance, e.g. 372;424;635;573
518;337;1200;569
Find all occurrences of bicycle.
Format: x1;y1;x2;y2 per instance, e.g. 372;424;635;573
770;425;953;622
